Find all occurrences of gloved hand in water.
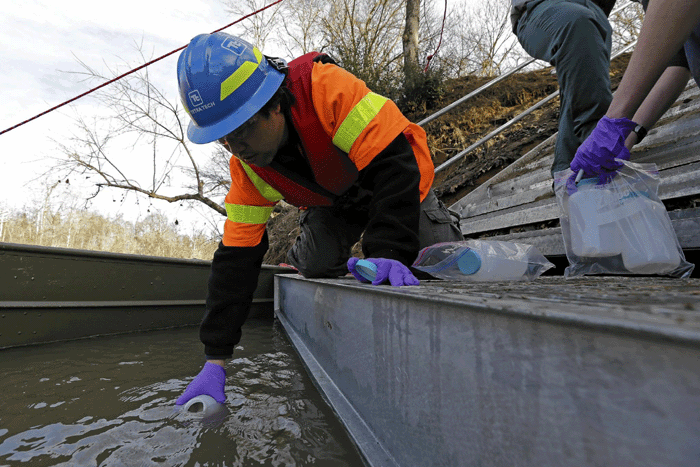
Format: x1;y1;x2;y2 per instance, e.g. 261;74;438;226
176;361;226;405
570;116;638;185
347;257;420;287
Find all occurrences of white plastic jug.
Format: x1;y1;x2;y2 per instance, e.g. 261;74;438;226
616;194;681;274
567;179;623;257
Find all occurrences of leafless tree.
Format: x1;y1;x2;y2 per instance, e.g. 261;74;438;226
223;0;286;50
463;0;523;77
277;0;327;56
50;45;229;217
609;1;645;51
224;0;446;96
403;0;422;88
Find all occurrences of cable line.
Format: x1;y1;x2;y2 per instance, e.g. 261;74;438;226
0;0;285;137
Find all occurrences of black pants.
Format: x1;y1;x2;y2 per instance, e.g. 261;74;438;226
286;190;463;278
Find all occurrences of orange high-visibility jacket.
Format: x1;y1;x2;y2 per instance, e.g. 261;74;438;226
201;55;435;358
221;55;435;248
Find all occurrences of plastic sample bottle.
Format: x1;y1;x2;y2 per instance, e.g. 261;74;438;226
617;195;681;274
182;395;225;418
567;178;623;257
413;244;528;281
569;177;680;273
456;247;528;281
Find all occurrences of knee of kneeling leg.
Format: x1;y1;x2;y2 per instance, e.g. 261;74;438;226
291;259;341;279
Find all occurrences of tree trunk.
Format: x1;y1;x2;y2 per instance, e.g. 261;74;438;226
403;0;421;89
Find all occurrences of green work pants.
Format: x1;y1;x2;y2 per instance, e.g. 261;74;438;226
515;0;613;175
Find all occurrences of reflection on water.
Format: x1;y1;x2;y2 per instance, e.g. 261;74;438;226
0;319;363;466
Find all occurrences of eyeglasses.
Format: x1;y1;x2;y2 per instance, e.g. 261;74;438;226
218;114;260;149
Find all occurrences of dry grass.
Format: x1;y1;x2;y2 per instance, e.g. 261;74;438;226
0;207;218;260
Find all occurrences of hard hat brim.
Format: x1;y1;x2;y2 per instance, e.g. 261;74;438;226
186;70;286;144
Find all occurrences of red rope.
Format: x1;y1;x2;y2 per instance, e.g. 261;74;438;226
424;0;448;73
0;0;285;137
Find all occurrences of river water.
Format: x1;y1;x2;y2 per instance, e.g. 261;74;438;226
0;318;364;466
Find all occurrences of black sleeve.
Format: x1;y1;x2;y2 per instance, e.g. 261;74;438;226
358;132;422;266
199;232;268;358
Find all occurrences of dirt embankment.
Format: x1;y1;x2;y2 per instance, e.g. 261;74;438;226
263;54;633;265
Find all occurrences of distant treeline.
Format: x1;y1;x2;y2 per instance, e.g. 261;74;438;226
0;206;218;261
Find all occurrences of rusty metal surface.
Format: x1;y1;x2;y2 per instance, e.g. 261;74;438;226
275;274;700;467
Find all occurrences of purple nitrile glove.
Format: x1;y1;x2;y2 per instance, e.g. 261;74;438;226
347;257;420;287
570;116;637;186
176;361;226;405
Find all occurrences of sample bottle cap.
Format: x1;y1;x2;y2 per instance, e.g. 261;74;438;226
456;249;481;275
354;259;377;281
577;177;598;187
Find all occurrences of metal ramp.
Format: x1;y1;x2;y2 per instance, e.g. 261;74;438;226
275;274;700;467
450;82;700;256
273;77;700;467
272;12;700;463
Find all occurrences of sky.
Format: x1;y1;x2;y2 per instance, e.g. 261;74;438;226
0;0;480;237
0;0;241;234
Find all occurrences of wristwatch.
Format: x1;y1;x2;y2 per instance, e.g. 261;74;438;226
633;124;648;143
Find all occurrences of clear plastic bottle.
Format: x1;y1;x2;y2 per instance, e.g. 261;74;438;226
412;240;550;281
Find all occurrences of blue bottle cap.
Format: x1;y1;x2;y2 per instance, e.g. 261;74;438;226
354;259;377;281
456;249;481;275
577;177;598;187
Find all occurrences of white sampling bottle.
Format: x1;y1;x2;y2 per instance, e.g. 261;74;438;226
182;395;226;418
616;194;681;274
567;178;623;257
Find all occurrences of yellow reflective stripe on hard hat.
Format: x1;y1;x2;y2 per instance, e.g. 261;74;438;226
240;161;284;202
332;92;389;153
220;47;264;101
225;203;274;225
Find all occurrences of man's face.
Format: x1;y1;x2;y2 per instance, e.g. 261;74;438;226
218;103;287;167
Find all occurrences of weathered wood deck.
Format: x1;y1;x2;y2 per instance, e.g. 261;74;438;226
451;83;700;257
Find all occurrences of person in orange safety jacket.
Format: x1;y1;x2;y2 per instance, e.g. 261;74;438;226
174;32;463;407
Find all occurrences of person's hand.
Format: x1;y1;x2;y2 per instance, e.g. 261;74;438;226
570;116;637;185
176;361;226;405
347;257;420;286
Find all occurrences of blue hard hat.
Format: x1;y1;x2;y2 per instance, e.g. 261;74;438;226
177;32;286;144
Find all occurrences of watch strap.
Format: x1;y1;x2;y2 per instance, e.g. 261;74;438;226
633;124;648;143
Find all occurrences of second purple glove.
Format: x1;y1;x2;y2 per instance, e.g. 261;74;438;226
570;116;637;185
347;257;420;287
176;361;226;405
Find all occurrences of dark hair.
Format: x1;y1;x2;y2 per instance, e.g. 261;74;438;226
258;84;295;118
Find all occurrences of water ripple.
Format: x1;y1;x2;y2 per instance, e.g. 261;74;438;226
0;323;361;466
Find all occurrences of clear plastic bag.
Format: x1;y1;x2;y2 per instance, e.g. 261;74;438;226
554;161;694;278
412;239;554;281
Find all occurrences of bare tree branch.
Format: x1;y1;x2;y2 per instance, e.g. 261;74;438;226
49;45;229;218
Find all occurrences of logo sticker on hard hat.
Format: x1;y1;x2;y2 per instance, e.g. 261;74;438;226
221;37;247;57
188;90;203;108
